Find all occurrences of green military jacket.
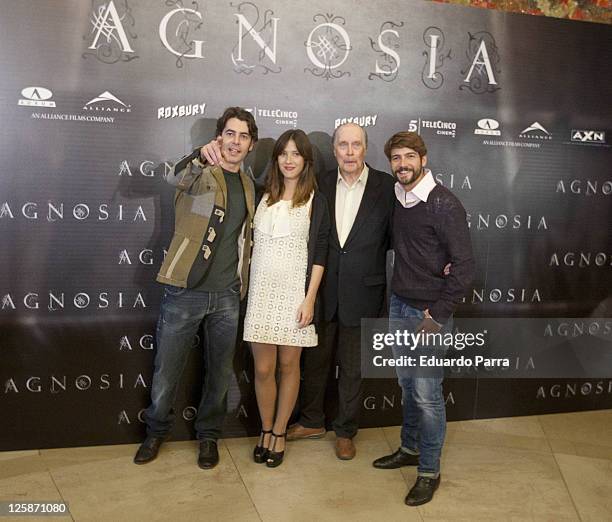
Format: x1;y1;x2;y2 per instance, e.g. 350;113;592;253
156;151;255;299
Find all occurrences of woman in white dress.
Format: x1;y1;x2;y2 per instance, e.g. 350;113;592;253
243;129;330;467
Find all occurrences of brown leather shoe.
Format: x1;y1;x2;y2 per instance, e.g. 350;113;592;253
286;423;326;441
335;437;356;460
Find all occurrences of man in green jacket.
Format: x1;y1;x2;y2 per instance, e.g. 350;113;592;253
134;107;257;469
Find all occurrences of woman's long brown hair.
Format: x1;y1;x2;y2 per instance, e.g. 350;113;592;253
265;129;317;208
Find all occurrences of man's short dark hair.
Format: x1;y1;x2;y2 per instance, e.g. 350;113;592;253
216;107;258;143
384;131;427;160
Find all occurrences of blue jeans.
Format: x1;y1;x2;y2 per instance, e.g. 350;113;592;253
143;284;240;441
390;293;452;478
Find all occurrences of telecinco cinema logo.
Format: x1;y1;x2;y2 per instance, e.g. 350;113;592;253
246;106;298;127
409;117;457;138
18;87;56;108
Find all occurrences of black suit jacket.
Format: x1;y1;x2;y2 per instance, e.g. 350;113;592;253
319;165;395;327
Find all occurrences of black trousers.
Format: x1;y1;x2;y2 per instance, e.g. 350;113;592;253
298;320;362;439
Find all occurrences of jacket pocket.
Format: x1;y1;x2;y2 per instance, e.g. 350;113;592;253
363;274;386;286
190;191;216;217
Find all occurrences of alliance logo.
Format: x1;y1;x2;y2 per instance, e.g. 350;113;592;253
570;130;606;144
157;103;206;120
474;118;500;136
519;122;551;140
21;88;117;125
83;91;132;113
18;87;56;108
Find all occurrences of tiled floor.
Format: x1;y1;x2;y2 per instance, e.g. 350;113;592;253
1;410;611;521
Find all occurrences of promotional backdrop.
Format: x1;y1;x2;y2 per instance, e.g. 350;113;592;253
0;0;610;450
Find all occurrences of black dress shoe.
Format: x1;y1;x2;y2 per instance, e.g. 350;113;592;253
133;436;165;465
372;448;419;469
198;440;219;469
405;475;441;506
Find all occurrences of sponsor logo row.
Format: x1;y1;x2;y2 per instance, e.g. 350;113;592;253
17;87;608;147
475;118;608;147
17;87;298;127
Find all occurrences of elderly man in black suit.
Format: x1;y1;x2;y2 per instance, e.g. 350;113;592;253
288;123;395;460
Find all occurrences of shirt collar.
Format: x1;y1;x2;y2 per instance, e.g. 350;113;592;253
394;169;436;207
411;169;436;202
337;164;369;187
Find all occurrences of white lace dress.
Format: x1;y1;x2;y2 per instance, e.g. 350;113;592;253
243;193;318;347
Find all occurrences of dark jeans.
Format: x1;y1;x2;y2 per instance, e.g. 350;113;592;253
143;284;240;441
390;293;452;478
299;320;362;439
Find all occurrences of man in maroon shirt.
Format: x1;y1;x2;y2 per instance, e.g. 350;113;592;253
372;131;474;506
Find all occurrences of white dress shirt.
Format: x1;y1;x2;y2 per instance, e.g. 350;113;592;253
336;165;369;247
394;169;437;208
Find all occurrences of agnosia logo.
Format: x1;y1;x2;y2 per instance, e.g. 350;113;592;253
466;213;548;230
0;202;147;221
3;373;148;393
1;291;146;311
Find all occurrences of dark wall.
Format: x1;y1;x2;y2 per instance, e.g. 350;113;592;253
0;0;610;450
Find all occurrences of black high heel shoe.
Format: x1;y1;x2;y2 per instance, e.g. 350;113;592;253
266;432;286;468
253;429;272;464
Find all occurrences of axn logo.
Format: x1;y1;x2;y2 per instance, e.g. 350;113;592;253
571;130;605;143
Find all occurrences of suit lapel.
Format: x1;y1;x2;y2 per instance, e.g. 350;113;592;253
238;169;255;219
343;168;382;247
321;170;340;248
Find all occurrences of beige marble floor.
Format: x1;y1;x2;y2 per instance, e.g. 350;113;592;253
1;410;611;521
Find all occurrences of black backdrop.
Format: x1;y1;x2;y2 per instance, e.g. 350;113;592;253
0;0;610;450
